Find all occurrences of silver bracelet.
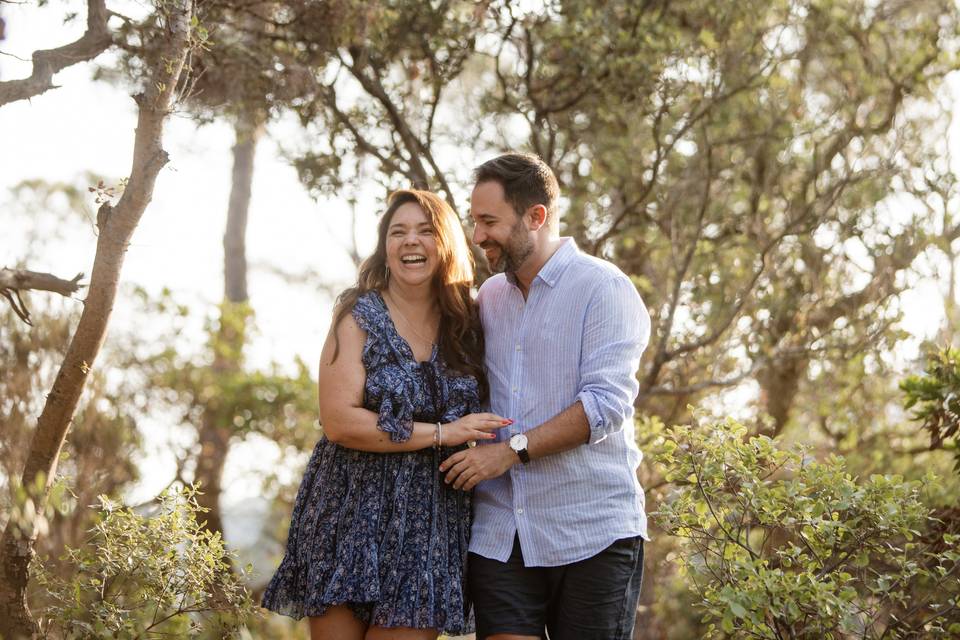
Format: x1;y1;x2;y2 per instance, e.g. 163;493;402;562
437;422;443;448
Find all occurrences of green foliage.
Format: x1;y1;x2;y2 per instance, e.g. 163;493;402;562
902;348;960;471
126;291;320;449
3;472;76;544
0;300;144;569
654;418;960;638
33;486;256;639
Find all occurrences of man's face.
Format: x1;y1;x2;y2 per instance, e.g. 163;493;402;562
469;181;534;273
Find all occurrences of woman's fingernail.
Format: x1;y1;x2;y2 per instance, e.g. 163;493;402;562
501;420;511;425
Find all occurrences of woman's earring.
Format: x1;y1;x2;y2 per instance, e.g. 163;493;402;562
384;264;390;282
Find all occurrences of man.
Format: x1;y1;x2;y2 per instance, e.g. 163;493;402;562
439;153;651;640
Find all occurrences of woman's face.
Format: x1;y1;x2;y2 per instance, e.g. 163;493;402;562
385;202;440;288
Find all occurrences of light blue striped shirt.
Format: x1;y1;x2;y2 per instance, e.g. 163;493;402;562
470;238;651;567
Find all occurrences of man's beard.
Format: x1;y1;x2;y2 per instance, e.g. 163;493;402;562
484;218;534;274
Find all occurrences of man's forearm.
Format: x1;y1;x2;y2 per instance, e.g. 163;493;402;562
524;401;591;461
440;401;592;491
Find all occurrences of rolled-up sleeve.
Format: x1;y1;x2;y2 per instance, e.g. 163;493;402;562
576;274;650;445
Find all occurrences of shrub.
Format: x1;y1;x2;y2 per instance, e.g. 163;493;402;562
654;418;960;639
33;486;255;639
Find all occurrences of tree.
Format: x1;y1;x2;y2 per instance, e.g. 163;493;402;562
473;2;960;634
0;2;201;636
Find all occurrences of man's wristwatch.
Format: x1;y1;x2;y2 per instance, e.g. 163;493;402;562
509;433;530;464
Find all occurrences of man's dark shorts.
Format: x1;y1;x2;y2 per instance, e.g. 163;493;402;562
469;535;644;640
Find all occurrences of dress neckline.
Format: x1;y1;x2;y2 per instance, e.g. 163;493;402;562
372;289;439;366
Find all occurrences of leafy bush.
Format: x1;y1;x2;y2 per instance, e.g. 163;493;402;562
654;418;960;639
33;486;255;639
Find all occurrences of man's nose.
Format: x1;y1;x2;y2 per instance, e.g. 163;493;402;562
472;225;485;245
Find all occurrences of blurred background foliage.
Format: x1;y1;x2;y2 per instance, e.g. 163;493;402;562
4;0;960;637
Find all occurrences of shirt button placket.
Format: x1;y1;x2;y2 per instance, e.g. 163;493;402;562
512;301;527;540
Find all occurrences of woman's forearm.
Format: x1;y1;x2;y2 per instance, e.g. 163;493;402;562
322;405;440;452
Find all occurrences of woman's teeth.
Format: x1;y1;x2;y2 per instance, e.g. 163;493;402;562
400;255;427;264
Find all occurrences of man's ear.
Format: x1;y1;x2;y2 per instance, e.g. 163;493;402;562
526;204;548;230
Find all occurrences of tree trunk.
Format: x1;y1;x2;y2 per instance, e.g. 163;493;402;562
0;4;193;637
758;354;809;436
193;112;263;538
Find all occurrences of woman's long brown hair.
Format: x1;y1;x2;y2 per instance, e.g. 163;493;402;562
331;189;487;398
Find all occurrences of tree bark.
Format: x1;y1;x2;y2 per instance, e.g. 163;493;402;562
193;111;263;539
0;3;193;637
0;0;112;108
758;354;809;436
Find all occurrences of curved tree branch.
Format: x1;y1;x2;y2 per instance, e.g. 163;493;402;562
0;0;112;107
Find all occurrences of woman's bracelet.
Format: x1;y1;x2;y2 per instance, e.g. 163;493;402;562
434;422;442;449
437;422;443;448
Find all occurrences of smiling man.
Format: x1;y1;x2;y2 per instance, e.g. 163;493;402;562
438;153;651;640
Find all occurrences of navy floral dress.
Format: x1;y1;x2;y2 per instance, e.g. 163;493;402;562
262;290;480;634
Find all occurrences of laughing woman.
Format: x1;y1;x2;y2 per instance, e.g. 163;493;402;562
262;189;507;640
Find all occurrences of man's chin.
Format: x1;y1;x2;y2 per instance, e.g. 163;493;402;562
482;251;506;273
488;258;508;273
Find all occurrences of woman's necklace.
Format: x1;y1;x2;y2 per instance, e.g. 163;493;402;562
383;289;437;347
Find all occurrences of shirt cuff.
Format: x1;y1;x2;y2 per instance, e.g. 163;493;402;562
577;392;608;445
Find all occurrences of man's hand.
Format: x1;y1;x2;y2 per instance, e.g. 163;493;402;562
440;442;517;490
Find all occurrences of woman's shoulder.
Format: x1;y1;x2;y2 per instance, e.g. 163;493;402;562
349;289;386;332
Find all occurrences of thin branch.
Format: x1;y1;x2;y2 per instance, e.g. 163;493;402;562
0;268;85;324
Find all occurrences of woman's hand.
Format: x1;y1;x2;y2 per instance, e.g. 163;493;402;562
442;413;512;447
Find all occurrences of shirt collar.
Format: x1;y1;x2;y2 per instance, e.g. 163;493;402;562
505;237;578;288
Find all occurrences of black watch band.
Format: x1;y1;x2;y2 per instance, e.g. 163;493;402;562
509;434;530;464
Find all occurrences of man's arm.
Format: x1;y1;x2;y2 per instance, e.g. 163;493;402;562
439;402;590;491
576;273;650;444
441;273;650;489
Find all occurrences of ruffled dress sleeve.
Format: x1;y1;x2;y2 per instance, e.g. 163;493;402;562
351;291;417;442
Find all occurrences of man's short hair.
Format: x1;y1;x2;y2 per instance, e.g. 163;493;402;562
474;153;560;225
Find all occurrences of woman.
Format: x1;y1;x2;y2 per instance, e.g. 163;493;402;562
262;189;508;640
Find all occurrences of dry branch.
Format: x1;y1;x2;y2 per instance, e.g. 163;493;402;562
0;268;84;296
0;0;112;107
0;268;84;324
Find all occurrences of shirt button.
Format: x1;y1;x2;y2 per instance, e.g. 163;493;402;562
517;508;524;515
512;386;518;393
515;344;521;351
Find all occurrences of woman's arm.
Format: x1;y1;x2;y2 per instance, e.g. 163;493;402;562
318;312;507;452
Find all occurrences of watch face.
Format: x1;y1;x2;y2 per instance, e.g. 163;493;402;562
510;434;528;451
